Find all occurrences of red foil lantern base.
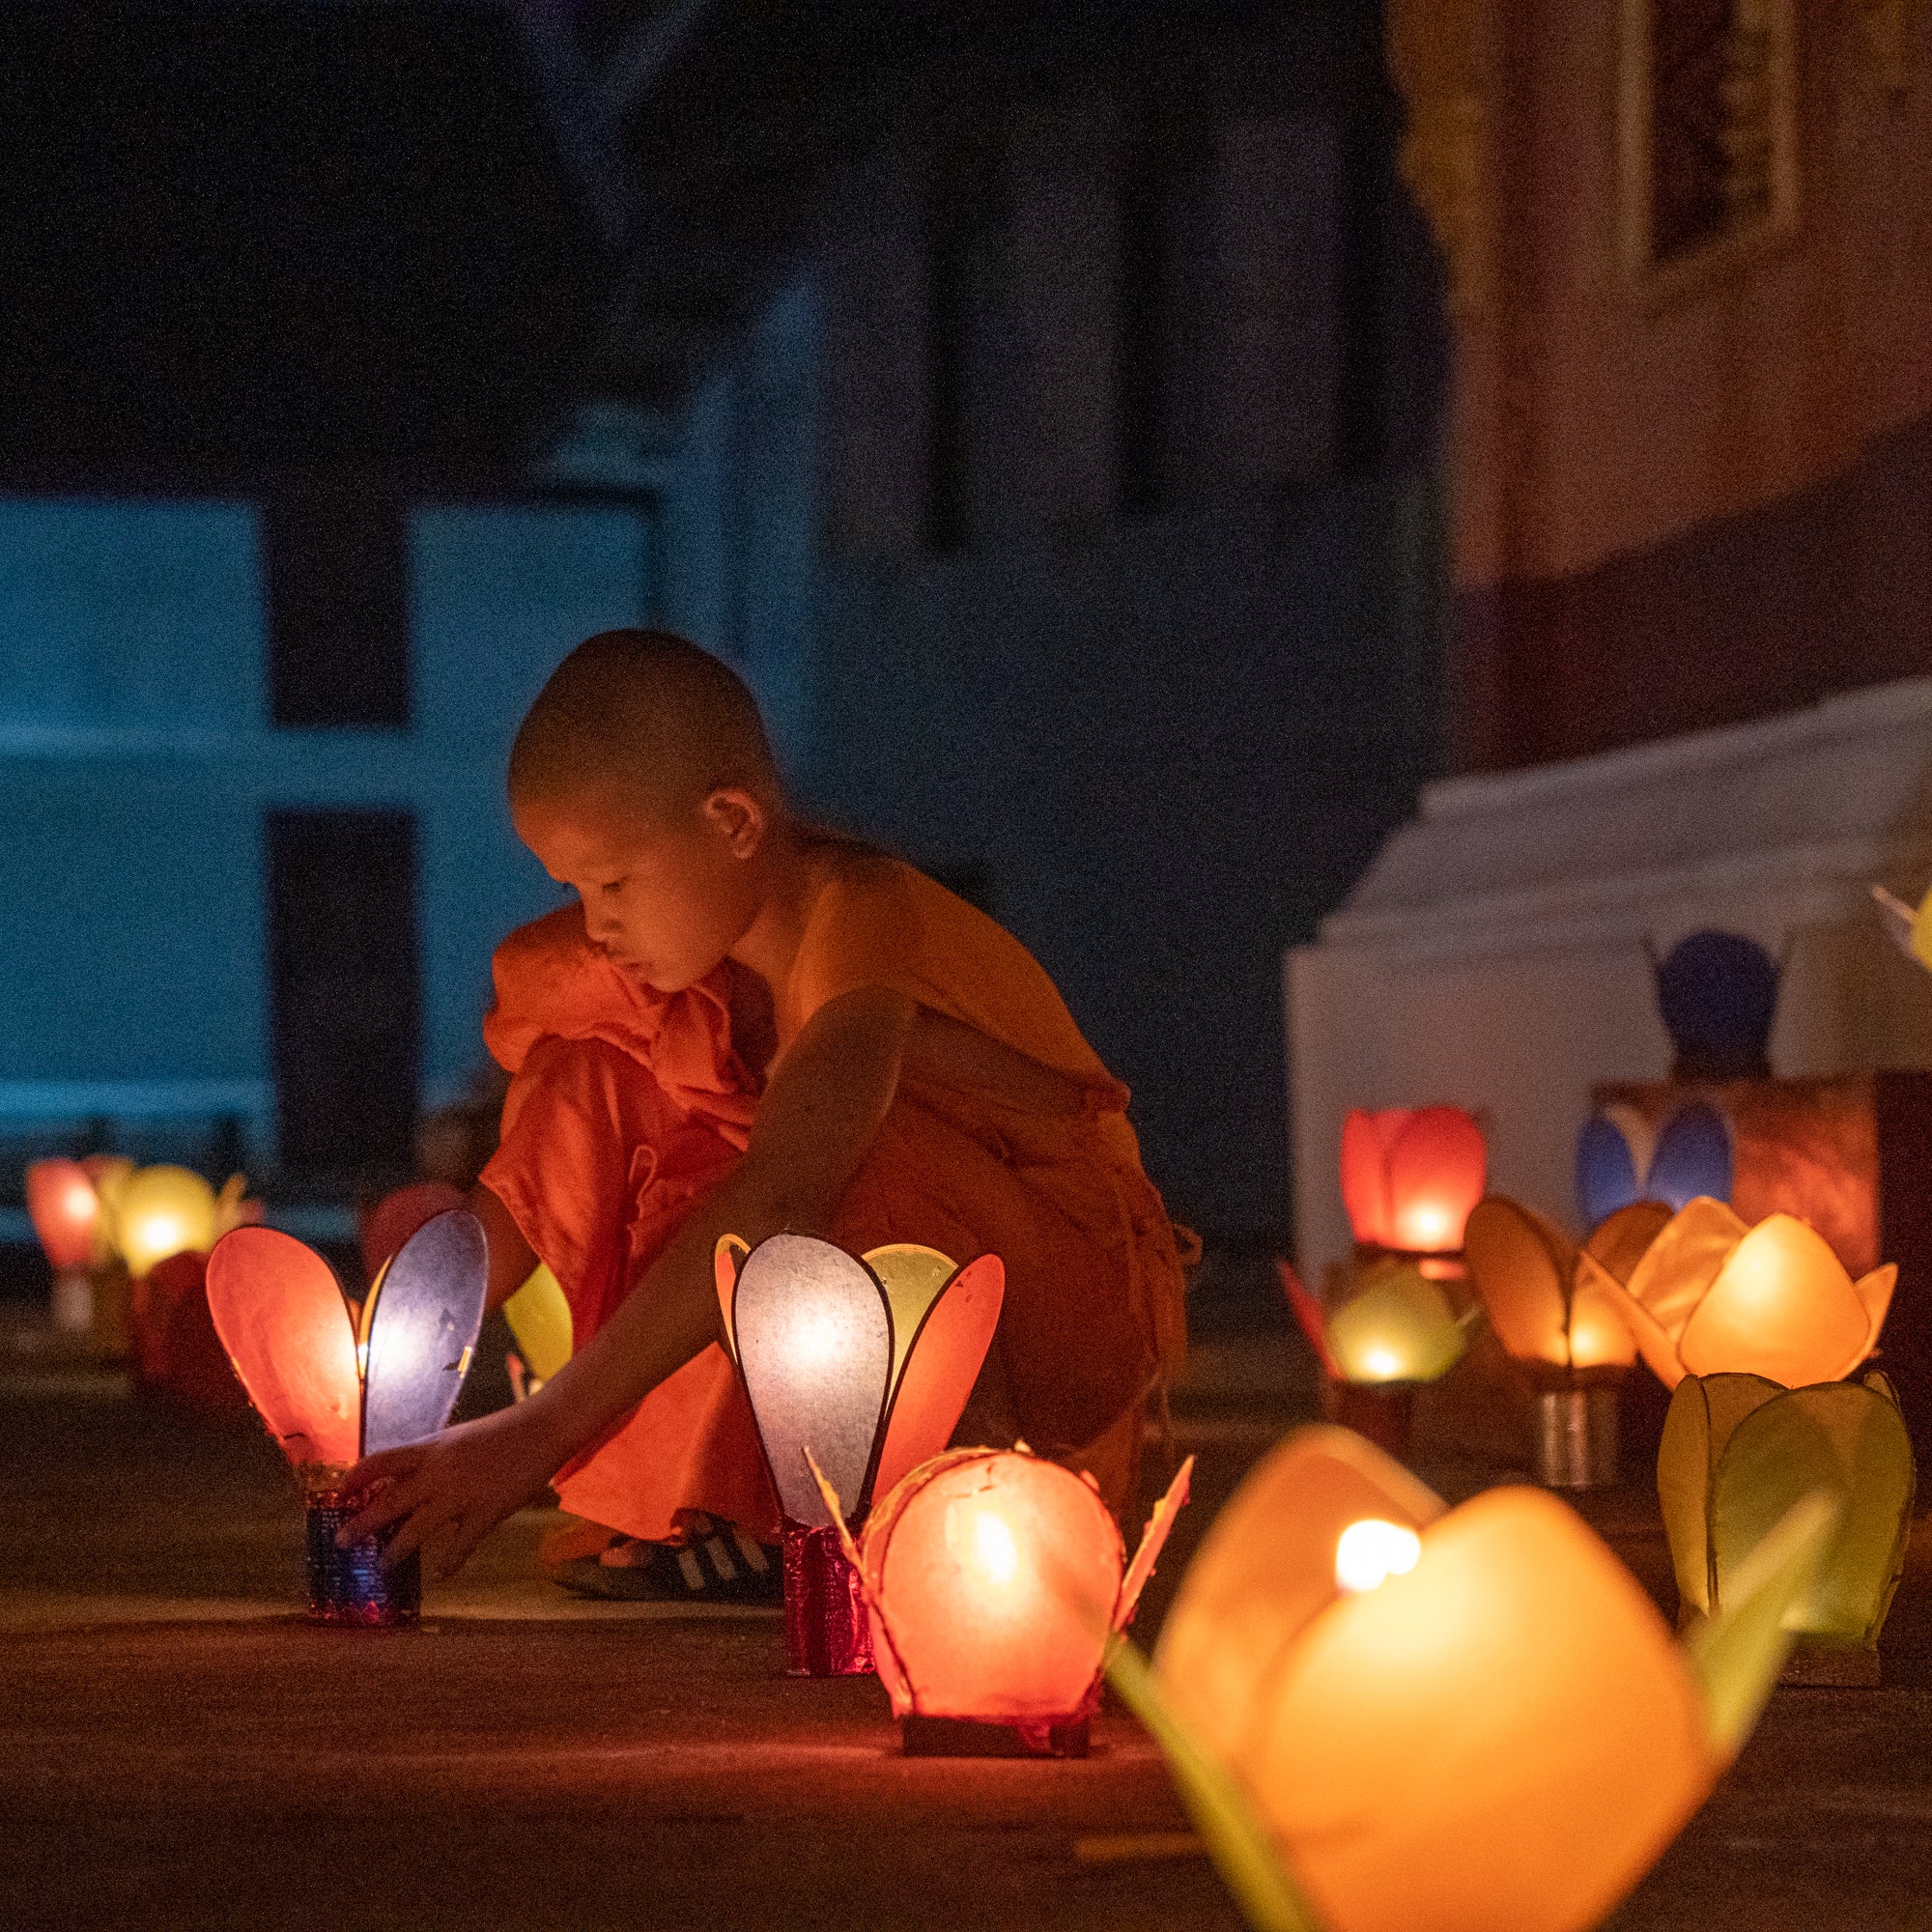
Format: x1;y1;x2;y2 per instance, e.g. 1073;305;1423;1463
303;1469;420;1627
901;1714;1092;1758
781;1519;873;1676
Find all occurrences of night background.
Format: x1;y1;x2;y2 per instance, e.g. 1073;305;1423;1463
4;3;1932;1928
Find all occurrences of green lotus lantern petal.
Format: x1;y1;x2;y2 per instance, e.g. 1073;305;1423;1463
1661;1371;1914;1654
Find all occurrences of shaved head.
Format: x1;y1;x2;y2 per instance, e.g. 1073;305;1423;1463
508;630;781;827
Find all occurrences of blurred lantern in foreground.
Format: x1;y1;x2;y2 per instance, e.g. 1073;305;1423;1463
1463;1199;1666;1488
1661;1370;1914;1686
1110;1426;1832;1932
1340;1107;1486;1261
1576;1099;1734;1227
716;1233;1004;1676
1280;1259;1467;1461
207;1210;488;1626
1593;1199;1895;1392
1871;881;1932;969
819;1444;1189;1756
25;1158;100;1335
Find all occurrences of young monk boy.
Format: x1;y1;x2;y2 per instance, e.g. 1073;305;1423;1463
346;629;1190;1592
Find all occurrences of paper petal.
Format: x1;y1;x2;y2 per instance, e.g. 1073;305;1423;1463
502;1263;573;1383
1154;1428;1444;1765
1686;1491;1838;1762
1340;1109;1402;1248
1275;1261;1341;1380
361;1208;489;1456
1589;1268;1690;1388
1678;1216;1871;1388
870;1253;1004;1504
1624;1197;1748;1336
1117;1455;1194;1633
1853;1264;1898;1359
1381;1107;1486;1252
1871;883;1920;962
1463;1199;1573;1368
732;1234;893;1526
206;1227;360;1466
1576;1109;1647;1228
1657;1374;1783;1617
1713;1380;1915;1646
1581;1200;1673;1284
865;1243;963;1397
1644;1100;1734;1212
714;1234;749;1362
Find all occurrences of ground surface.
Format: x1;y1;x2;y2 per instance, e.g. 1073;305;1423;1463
4;1328;1932;1931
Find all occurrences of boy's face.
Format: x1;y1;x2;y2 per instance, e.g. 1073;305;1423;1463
513;787;761;994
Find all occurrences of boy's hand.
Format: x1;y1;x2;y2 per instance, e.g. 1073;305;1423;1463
339;1401;565;1581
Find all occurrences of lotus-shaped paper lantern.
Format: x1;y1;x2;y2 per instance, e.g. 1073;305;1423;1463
1122;1427;1832;1932
115;1165;253;1278
1871;881;1932;969
1340;1107;1486;1257
503;1263;573;1398
820;1444;1189;1756
1661;1370;1914;1683
26;1157;101;1333
1592;1199;1895;1392
1576;1099;1733;1226
716;1233;1005;1676
207;1210;488;1624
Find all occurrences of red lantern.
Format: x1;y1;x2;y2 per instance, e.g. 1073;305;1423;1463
26;1158;99;1335
1340;1108;1487;1258
836;1446;1191;1756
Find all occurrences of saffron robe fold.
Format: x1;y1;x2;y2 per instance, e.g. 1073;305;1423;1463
480;855;1189;1539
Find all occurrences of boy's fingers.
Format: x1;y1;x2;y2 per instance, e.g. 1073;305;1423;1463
338;1465;427;1544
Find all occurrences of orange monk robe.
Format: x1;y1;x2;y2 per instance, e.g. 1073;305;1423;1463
481;856;1190;1540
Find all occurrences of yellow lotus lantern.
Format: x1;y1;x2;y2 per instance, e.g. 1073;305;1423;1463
1281;1259;1468;1463
1661;1369;1915;1685
1463;1199;1669;1487
1107;1427;1833;1932
113;1165;253;1279
1592;1199;1894;1391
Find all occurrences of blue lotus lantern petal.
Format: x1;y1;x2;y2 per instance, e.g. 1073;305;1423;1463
1577;1099;1735;1226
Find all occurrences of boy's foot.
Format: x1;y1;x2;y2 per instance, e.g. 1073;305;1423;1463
550;1516;782;1605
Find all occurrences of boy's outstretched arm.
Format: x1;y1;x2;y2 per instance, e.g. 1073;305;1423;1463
341;985;918;1577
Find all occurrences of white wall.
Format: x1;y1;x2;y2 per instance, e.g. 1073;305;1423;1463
1287;678;1932;1275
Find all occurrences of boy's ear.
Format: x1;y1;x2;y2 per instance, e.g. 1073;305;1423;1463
702;786;769;858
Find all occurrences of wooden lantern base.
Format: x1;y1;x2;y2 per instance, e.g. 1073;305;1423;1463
901;1714;1092;1758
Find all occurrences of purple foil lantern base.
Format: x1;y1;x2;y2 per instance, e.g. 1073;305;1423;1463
781;1519;873;1676
303;1473;420;1627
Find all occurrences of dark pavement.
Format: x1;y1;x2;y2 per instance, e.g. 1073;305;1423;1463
5;1328;1932;1931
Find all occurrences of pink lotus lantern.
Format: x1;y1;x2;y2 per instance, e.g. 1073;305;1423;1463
819;1444;1191;1756
1341;1107;1487;1260
207;1210;488;1625
26;1159;100;1335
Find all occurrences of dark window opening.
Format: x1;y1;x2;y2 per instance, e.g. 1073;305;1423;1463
1650;0;1773;263
266;485;410;726
923;128;1001;555
267;809;420;1182
1115;108;1176;517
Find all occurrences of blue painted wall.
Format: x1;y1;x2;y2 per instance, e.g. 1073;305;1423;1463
0;494;650;1169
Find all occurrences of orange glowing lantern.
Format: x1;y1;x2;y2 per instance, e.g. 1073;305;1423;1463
1592;1199;1895;1392
207;1211;488;1624
1463;1198;1668;1488
822;1444;1190;1756
716;1233;1006;1676
25;1158;101;1334
1340;1107;1487;1259
1133;1427;1833;1932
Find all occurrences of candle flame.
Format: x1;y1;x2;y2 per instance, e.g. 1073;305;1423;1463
1335;1518;1421;1594
971;1509;1019;1587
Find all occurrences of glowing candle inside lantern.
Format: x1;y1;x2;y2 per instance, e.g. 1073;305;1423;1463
117;1166;218;1279
1335;1518;1422;1594
26;1159;100;1334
